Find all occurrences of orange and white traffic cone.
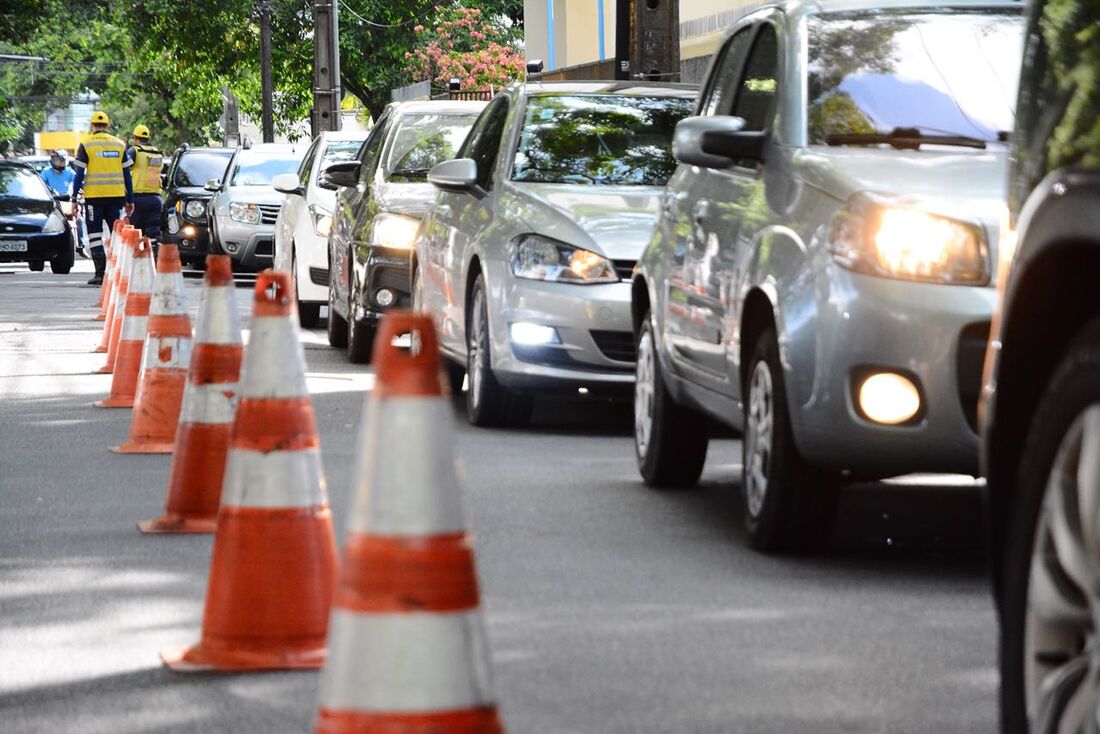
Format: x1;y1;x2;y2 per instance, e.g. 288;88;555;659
314;312;504;734
161;270;338;672
95;218;126;316
99;226;139;368
94;225;135;355
139;255;243;534
95;237;154;409
113;243;191;454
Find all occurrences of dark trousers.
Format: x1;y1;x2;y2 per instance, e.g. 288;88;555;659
131;194;163;244
86;198;126;277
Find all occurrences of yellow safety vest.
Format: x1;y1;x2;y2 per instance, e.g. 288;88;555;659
82;131;127;199
132;143;163;195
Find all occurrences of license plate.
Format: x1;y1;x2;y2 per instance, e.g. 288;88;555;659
0;240;28;252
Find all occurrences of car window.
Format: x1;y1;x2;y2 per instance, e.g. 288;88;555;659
359;117;390;185
731;24;779;132
807;9;1022;145
171;151;232;187
0;166;52;201
298;139;321;188
511;94;694;186
318;139;364;184
459;96;509;190
382;114;479;183
700;26;754;116
231;155;303;186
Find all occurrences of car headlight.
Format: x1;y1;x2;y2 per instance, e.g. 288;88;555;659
510;234;618;284
184;199;207;219
41;210;66;234
369;213;420;249
309;204;333;238
229;202;261;225
828;194;989;285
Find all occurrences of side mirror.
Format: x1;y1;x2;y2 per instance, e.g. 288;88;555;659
321;161;361;189
672;116;766;169
272;172;304;196
427;158;485;199
203;178;221;192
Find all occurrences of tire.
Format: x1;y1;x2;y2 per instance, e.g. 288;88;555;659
27;260;44;272
465;273;526;427
49;241;74;274
634;309;709;486
1000;317;1100;734
444;360;467;395
326;267;348;349
347;314;375;364
742;328;838;552
293;252;321;328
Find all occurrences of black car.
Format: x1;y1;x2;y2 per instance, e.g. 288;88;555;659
981;1;1100;731
0;161;74;273
325;100;484;363
160;145;234;267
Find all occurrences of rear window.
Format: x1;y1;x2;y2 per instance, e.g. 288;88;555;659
0;166;52;201
171;151;232;188
231;154;303;186
383;114;479;183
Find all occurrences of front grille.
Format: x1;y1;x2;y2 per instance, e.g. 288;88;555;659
956;321;991;433
0;224;43;234
591;330;636;363
309;266;329;286
258;204;280;225
613;259;636;281
254;239;274;257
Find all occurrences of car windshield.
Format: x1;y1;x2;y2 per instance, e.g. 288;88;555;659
318;139;364;183
807;9;1023;145
0;166;52;201
512;94;694;186
231;154;303;186
383;114;479;183
172;151;232;187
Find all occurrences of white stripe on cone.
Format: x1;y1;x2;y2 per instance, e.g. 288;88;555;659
239;315;307;398
221;446;328;509
120;315;149;340
139;335;192;373
150;271;186;315
179;382;238;425
194;285;242;345
318;609;495;712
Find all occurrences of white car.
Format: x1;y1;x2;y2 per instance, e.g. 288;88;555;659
273;131;367;327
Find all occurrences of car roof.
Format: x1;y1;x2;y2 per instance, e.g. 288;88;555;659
767;0;1025;14
317;130;370;142
389;100;489;116
518;80;698;98
179;147;233;155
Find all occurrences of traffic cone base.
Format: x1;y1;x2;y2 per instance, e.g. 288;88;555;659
138;417;232;533
161;504;336;672
316;708;502;734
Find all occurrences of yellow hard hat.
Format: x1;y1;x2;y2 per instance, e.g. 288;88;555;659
133;124;151;139
90;110;110;125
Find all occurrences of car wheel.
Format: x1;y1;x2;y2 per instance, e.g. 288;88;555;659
466;273;526;427
27;260;44;272
742;328;838;552
49;241;75;274
634;309;709;486
326;263;348;349
292;251;320;328
347;313;375;364
1001;317;1100;734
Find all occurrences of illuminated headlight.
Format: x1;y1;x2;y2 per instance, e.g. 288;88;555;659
41;210;66;234
511;234;618;284
857;372;922;425
182;224;197;238
369;213;419;249
828;195;988;285
229;202;261;225
510;322;560;345
310;204;333;238
184;199;207;219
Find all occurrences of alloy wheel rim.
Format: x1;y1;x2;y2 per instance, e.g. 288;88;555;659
469;288;485;411
634;327;655;457
745;360;774;518
1025;405;1100;733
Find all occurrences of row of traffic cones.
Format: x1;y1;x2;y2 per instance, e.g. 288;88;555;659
90;250;503;731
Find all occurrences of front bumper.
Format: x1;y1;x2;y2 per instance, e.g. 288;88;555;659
788;266;993;477
0;230;71;262
351;246;412;323
485;259;635;392
162;218;211;260
215;218;275;272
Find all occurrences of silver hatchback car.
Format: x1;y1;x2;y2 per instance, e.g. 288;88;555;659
632;0;1024;551
415;82;696;426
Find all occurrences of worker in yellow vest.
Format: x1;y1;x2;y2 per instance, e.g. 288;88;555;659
72;110;133;286
125;124;164;255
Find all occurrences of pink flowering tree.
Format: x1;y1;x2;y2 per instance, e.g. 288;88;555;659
405;6;525;92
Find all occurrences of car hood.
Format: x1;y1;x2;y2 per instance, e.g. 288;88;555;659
0;197;53;226
373;182;439;219
223;186;286;206
170;186;213;199
503;182;663;261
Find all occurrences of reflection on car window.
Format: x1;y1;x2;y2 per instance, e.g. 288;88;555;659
231;155;304;186
807;9;1022;144
511;94;694;186
0;167;52;201
172;152;232;187
319;139;364;182
383;114;478;183
733;26;778;131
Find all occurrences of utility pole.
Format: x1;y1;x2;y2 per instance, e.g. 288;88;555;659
259;0;275;143
631;0;679;81
221;86;241;148
614;0;631;80
312;0;342;135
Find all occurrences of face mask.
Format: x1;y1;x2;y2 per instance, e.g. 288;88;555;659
51;161;64;170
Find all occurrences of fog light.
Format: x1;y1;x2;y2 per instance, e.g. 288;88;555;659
182;224;197;237
857;372;921;425
375;288;395;307
224;242;239;254
510;322;559;345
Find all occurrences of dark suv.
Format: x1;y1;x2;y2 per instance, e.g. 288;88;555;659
981;1;1100;731
160;146;234;267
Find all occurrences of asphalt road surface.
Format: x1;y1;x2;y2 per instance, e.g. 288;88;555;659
1;260;997;733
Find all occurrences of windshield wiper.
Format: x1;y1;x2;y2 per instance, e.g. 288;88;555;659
826;127;987;150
